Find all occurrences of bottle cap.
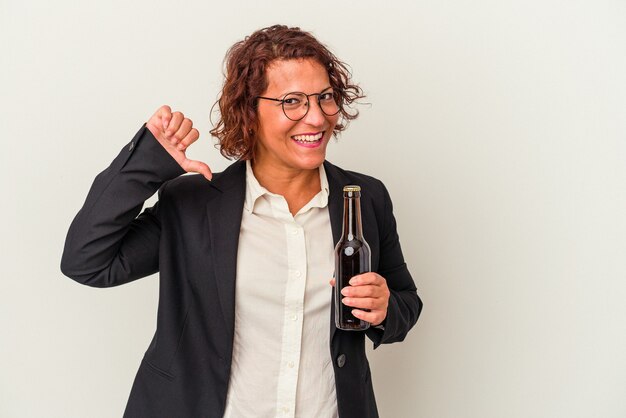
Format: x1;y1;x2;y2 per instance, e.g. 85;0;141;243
343;185;361;192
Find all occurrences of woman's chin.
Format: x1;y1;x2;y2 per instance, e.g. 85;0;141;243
292;152;327;171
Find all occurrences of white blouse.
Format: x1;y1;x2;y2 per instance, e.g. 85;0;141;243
222;161;338;418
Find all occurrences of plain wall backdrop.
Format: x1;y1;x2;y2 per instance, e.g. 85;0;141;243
1;0;625;417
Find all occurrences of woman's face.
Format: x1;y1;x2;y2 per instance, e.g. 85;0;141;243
254;58;339;172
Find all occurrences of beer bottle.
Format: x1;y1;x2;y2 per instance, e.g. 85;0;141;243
335;185;371;331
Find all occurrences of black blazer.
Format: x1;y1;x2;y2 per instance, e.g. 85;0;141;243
61;125;422;418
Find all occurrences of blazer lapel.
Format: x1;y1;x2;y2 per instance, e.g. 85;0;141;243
206;161;247;339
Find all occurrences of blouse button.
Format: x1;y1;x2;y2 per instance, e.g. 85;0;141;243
337;354;346;368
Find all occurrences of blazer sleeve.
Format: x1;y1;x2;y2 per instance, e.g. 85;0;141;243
366;182;423;349
60;125;185;287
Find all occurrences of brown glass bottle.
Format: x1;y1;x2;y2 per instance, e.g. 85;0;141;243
335;185;371;331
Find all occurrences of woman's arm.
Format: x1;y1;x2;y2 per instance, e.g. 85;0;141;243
60;124;185;287
60;107;209;287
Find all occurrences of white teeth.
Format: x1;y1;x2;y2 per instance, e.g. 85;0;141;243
292;132;323;142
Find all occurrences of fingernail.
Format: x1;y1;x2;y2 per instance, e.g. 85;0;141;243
178;144;185;150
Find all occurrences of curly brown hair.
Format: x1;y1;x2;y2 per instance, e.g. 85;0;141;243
210;25;365;160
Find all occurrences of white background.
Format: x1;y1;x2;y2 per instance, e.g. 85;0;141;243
1;1;625;417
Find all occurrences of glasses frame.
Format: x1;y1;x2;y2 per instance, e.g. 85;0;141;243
256;87;341;121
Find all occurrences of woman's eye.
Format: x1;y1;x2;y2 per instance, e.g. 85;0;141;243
283;97;302;106
320;92;334;101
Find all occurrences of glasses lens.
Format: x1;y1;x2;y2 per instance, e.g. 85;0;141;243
319;91;340;116
282;93;308;121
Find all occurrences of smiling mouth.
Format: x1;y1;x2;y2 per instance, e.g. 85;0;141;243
291;132;324;143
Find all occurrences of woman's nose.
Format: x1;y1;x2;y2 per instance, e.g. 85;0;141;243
301;99;326;127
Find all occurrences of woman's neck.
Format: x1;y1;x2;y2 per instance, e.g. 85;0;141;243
250;159;322;215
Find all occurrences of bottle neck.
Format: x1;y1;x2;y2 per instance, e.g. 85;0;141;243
342;192;364;240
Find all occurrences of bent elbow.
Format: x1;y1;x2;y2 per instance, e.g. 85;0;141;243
414;293;424;323
59;255;112;288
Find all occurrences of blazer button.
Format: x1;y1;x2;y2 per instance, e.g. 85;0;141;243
337;354;346;368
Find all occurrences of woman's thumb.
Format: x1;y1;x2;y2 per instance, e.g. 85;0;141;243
186;159;213;181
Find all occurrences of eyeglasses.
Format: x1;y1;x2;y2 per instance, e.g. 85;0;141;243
256;87;341;121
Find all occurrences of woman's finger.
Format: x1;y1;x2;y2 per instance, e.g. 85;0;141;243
166;112;184;142
341;284;383;298
351;309;384;325
178;127;199;150
159;105;172;131
146;105;172;140
342;296;379;310
174;119;193;149
349;272;385;286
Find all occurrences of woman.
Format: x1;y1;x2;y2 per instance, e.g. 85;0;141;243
61;25;422;418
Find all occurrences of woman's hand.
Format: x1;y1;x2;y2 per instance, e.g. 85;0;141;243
146;105;213;181
330;272;390;326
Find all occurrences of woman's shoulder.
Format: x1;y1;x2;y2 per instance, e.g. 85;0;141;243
161;160;247;200
323;160;389;198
